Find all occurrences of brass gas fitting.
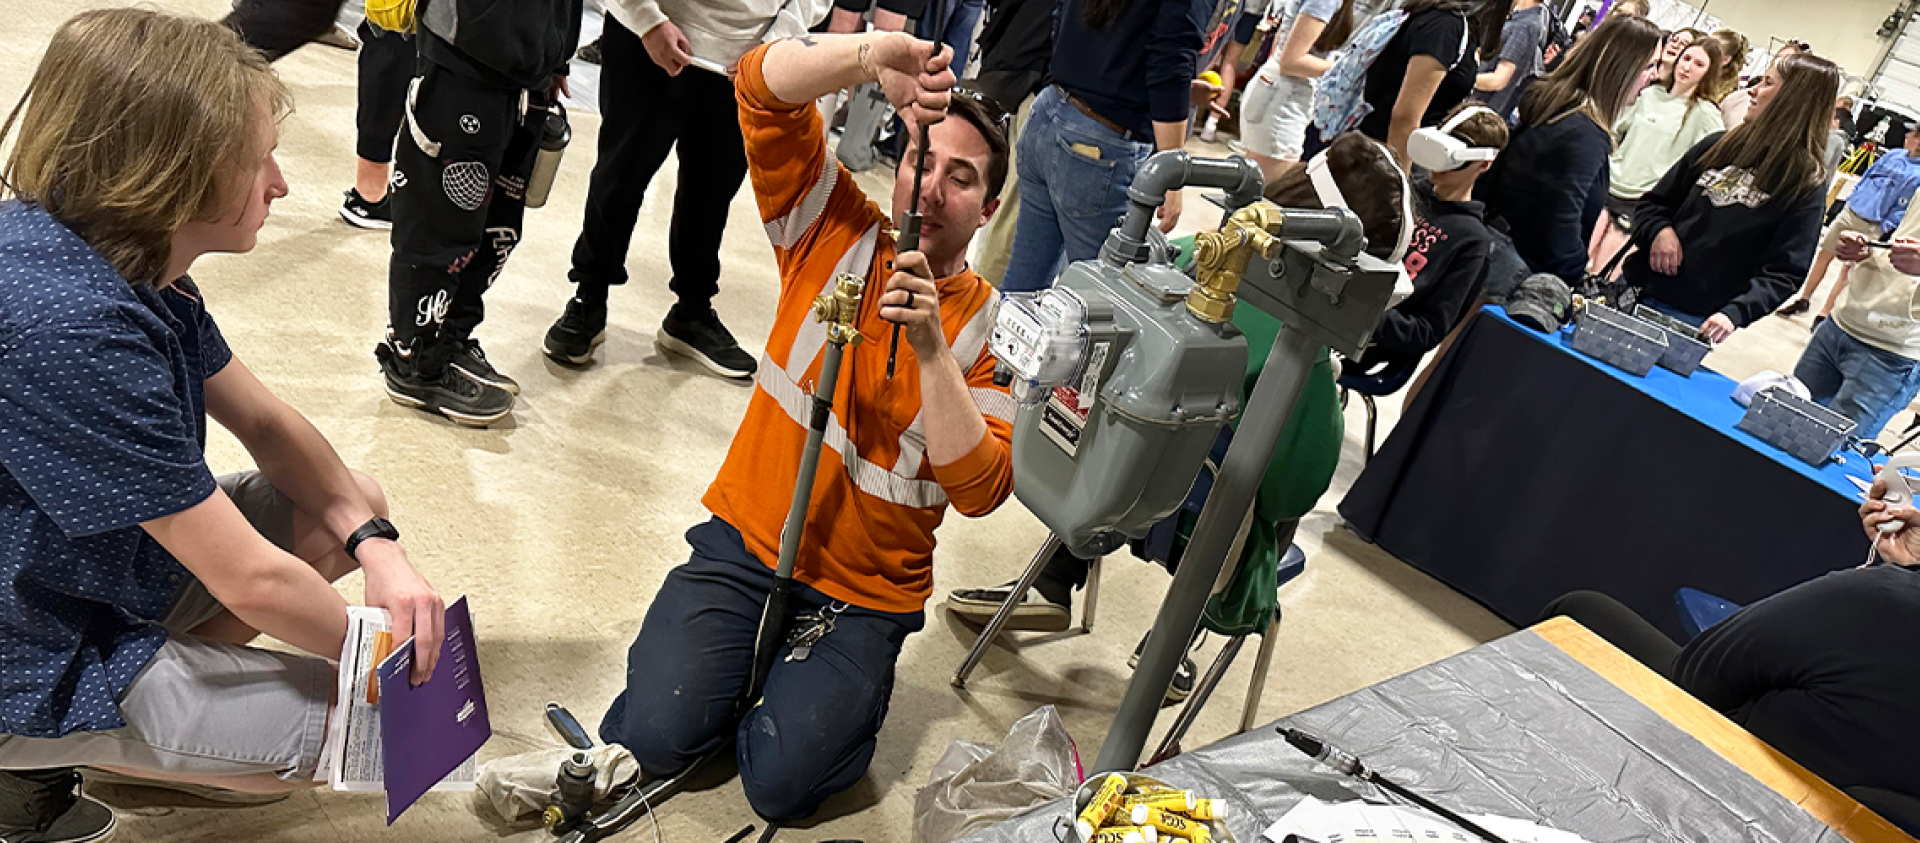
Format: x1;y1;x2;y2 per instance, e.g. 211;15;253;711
1186;202;1285;323
812;273;867;346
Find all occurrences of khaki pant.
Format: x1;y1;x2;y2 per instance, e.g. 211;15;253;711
974;93;1037;288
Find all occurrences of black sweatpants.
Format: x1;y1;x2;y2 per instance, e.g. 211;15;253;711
356;22;413;165
387;61;546;373
567;17;748;315
223;0;347;62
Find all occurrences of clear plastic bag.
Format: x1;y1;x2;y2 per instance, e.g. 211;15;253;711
913;706;1081;843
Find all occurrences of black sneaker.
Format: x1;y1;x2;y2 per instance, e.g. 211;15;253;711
339;188;392;230
0;769;115;843
377;342;514;427
946;580;1072;632
658;308;757;380
576;37;603;65
543;297;608;366
1128;632;1199;706
449;338;520;395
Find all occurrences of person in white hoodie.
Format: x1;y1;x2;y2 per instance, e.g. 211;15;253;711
541;0;832;377
1792;189;1920;438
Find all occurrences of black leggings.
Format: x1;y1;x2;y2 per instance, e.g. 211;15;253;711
355;22;413;164
222;0;347;62
1539;590;1682;677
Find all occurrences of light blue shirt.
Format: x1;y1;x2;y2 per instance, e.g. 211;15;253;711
1847;149;1920;235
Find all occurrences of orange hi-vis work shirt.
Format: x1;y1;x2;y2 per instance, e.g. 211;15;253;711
705;45;1018;614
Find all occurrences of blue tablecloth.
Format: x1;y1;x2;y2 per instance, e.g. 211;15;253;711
1339;307;1873;640
1520;310;1875;498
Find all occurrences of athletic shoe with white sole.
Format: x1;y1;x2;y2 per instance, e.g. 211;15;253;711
1127;633;1199;706
338;188;392;230
658;308;757;380
0;769;115;843
945;581;1072;632
543;297;608;366
450;338;520;395
376;342;514;427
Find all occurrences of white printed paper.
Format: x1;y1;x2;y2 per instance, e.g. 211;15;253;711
323;606;477;792
1262;797;1590;843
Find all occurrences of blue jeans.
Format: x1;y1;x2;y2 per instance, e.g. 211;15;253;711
598;519;922;821
919;0;985;77
1001;86;1153;294
1793;318;1920;439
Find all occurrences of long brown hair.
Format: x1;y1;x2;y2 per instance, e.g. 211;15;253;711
1403;0;1514;59
1519;14;1662;133
1660;39;1724;139
1698;51;1841;201
0;9;289;287
1310;0;1359;55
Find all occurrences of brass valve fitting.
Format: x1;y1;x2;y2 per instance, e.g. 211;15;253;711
811;273;867;346
1186;202;1285;323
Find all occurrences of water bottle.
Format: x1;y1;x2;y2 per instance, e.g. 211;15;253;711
526;105;570;209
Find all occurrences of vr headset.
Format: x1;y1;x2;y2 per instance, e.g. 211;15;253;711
1408;105;1503;172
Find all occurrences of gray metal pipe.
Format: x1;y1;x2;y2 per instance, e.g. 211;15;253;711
1092;324;1322;774
1274;207;1368;262
1103;151;1264;265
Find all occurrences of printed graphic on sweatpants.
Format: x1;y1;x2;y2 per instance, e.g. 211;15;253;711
484;227;520;289
443;161;492;212
416;289;451;327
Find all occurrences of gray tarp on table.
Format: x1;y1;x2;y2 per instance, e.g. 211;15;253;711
960;630;1842;843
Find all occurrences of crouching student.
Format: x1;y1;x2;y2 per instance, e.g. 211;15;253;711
0;11;445;842
596;32;1016;820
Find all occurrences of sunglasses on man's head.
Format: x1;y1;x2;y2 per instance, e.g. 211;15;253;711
950;87;1014;135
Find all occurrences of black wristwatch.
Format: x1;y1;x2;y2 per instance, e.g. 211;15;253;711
345;517;401;561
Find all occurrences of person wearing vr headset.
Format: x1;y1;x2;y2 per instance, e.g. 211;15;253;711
1354;104;1508;388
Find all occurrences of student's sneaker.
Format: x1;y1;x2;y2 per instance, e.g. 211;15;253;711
82;768;287;806
449;338;520;396
1776;297;1812;317
576;37;603;65
338;188;392;230
377;342;515;427
946;581;1073;632
1127;633;1199;706
314;22;360;51
0;769;114;843
658;308;757;380
543;297;608;366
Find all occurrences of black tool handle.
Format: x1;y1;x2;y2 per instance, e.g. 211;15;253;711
1366;773;1511;843
546;702;594;750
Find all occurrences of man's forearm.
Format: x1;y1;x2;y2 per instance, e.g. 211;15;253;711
1154;119;1188;153
918;348;989;466
762;31;895;106
247;402;377;546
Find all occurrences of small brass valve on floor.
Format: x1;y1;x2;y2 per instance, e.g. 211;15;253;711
1187;202;1286;324
812;273;867;346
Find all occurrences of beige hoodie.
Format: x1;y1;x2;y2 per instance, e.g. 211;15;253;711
607;0;832;69
1834;187;1920;359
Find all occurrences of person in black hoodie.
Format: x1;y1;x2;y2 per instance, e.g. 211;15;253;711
1356;103;1507;378
1625;51;1841;342
377;0;584;426
1476;14;1660;284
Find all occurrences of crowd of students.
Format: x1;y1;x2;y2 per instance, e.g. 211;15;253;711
2;0;1919;841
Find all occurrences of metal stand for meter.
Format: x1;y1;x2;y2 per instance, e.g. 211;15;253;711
1090;154;1400;776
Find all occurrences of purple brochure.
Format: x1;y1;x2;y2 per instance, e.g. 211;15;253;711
376;596;489;824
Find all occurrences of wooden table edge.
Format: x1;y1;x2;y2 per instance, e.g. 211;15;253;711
1531;617;1914;843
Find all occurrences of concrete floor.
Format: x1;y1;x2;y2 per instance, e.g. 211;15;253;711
0;4;1873;841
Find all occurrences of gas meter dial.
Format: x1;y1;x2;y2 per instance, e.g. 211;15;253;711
989;288;1091;405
